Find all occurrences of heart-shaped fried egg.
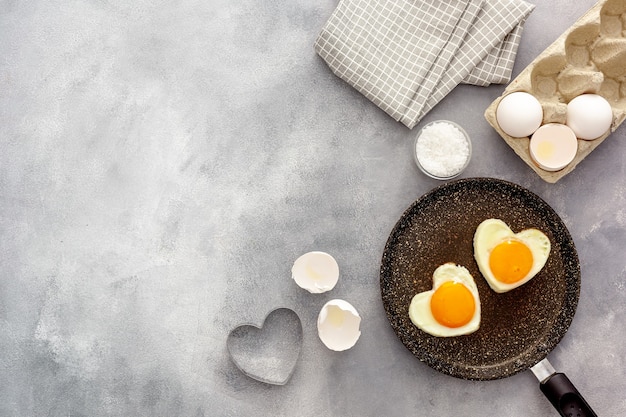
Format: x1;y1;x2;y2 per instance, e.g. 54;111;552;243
408;263;480;337
473;218;551;293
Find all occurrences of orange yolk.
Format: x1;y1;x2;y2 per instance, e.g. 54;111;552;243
489;239;533;284
430;281;475;328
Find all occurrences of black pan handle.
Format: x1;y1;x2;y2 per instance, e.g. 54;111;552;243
540;373;597;417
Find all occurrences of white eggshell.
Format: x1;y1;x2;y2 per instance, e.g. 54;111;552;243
496;92;543;138
529;123;578;171
317;299;361;351
291;251;339;293
566;94;613;140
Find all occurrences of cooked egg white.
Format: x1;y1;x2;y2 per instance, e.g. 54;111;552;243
473;218;551;293
408;263;480;337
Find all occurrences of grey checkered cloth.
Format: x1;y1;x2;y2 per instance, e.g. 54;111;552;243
315;0;535;128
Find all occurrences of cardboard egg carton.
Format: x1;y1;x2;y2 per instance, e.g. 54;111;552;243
484;0;626;183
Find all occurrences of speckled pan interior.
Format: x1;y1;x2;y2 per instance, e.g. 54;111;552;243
380;178;580;380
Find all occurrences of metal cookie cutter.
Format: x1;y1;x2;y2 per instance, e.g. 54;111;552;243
227;307;303;385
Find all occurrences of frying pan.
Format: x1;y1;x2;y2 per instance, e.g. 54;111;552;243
380;178;596;416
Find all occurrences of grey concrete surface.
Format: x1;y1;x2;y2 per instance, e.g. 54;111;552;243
1;0;625;416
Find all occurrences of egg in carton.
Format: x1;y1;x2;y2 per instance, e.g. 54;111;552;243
485;0;626;183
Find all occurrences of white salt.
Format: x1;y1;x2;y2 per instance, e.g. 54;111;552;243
415;121;470;178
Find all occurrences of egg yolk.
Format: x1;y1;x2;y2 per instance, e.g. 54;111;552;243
430;281;475;328
489;239;533;284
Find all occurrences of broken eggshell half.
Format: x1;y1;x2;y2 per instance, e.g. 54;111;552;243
317;299;362;351
291;251;339;293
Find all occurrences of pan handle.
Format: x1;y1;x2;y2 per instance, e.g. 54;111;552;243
539;372;598;417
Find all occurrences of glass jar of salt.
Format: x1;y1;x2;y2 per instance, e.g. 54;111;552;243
414;120;471;180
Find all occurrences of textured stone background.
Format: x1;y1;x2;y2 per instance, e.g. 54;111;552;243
1;0;624;415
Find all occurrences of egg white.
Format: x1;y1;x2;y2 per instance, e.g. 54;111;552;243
473;218;551;293
408;263;481;337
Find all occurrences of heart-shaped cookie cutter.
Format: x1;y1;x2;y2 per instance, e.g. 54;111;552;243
226;307;303;385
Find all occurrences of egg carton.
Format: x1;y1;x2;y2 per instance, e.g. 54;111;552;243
484;0;626;183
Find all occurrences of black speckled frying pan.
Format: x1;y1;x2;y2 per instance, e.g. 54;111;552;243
380;178;596;416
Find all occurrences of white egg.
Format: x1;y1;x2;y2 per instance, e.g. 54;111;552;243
317;299;361;351
496;91;543;138
473;219;551;293
408;263;480;337
566;94;613;140
291;251;339;293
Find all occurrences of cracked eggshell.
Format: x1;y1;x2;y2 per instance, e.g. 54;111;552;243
317;299;361;351
291;251;339;293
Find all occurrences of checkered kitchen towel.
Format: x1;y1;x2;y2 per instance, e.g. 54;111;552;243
315;0;535;128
